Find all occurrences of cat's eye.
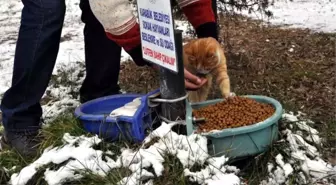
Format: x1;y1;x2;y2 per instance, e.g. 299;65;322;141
188;56;196;61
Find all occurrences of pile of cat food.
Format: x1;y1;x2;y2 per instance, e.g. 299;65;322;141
192;96;275;133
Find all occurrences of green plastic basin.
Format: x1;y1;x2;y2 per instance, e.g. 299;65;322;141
186;95;283;160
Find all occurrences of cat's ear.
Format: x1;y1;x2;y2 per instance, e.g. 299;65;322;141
188;55;196;62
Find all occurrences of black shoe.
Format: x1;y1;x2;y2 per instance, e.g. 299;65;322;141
0;131;41;157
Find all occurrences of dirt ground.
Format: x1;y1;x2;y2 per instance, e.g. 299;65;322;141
119;15;335;148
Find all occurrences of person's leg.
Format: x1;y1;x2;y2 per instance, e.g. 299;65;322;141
79;0;123;103
178;0;218;40
0;0;66;155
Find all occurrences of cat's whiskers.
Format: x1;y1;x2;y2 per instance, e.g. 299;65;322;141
197;69;210;75
196;48;222;75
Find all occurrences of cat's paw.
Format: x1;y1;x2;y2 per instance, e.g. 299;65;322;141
229;92;236;97
222;92;231;99
223;92;235;99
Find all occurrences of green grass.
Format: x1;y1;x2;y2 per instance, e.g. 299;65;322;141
320;120;336;148
237;116;336;185
1;109;334;185
39;111;89;151
0;113;198;185
0;112;87;184
152;154;190;185
0;112;234;185
65;168;133;185
0;150;35;183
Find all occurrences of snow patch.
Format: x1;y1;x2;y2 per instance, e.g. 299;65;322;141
225;0;336;33
261;112;335;185
9;122;240;185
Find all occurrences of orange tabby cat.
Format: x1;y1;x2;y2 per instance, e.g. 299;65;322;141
183;37;230;103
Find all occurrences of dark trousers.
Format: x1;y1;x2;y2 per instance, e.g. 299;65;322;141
0;0;121;133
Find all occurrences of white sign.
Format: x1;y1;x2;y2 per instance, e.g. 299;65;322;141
136;0;178;73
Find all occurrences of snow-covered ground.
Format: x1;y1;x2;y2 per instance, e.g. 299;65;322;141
0;0;336;185
1;0;335;97
0;0;132;120
6;112;336;185
229;0;336;33
0;0;131;96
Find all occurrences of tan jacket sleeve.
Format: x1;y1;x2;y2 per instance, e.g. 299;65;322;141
89;0;137;35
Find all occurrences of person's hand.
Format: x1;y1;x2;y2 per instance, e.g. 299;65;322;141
184;68;207;90
151;65;207;90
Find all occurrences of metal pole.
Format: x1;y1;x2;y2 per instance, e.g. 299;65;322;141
159;29;186;122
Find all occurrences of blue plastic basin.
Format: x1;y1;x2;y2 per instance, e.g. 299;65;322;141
74;92;154;142
186;95;283;160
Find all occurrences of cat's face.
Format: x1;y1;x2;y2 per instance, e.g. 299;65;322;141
185;37;222;75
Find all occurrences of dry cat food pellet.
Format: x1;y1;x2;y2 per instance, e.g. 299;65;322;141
192;96;275;133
